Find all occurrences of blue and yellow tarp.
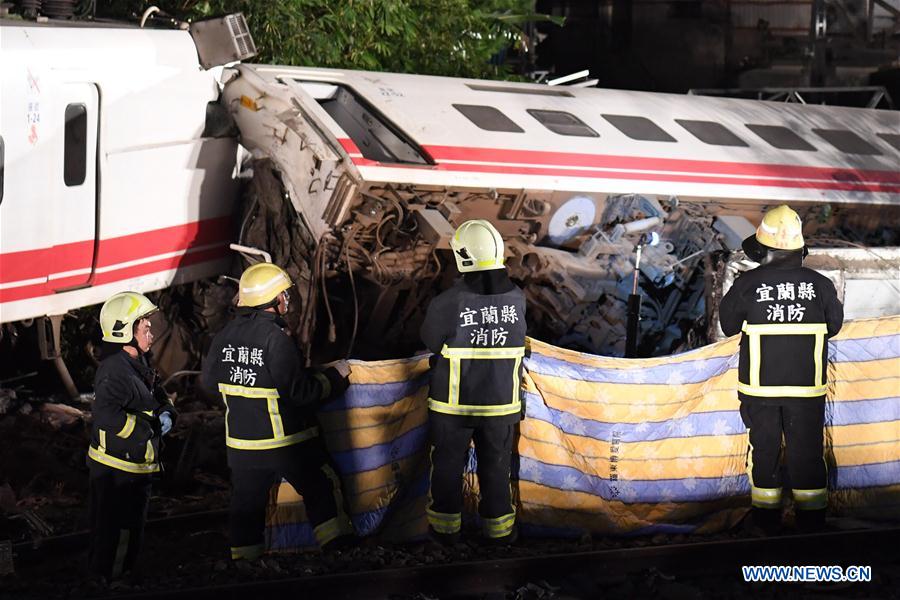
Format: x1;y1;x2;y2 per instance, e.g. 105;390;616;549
267;316;900;550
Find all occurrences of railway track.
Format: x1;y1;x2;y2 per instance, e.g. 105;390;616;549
10;509;228;563
109;525;900;600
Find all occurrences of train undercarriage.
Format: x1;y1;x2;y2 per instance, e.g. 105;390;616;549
233;158;900;362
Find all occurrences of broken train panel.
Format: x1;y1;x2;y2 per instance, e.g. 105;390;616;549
222;64;900;358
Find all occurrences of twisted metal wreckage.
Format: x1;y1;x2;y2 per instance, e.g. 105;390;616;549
220;65;900;361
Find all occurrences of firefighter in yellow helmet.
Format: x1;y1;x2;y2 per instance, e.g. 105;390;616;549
420;220;527;544
88;291;177;579
201;263;355;560
720;206;843;534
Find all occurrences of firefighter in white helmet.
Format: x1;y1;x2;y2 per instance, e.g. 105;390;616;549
720;205;843;534
420;220;527;544
87;291;177;579
202;262;354;560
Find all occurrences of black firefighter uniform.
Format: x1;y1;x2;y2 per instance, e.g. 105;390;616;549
202;308;352;559
720;251;843;524
420;270;527;541
87;349;177;578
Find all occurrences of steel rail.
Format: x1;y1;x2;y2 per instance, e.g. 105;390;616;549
114;525;900;599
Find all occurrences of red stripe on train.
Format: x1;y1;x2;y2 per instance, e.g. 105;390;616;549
0;216;234;285
422;161;900;193
421;145;900;185
0;246;230;304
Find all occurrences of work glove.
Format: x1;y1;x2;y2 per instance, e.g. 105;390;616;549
322;360;352;399
158;412;173;436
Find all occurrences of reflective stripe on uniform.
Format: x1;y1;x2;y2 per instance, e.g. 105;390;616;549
737;383;827;397
320;463;352;542
428;398;522;417
742;323;828;336
751;485;783;508
439;344;526;413
219;383;314;451
440;346;526;359
740;321;828;398
111;529;130;577
116;414;136;439
426;508;462;534
313;517;344;546
483;512;516;538
793;487;827;510
87;445;159;474
99;429;107;450
230;543;264;561
218;384;280;398
225;426;319;451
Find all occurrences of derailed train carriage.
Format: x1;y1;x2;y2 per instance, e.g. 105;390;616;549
221;65;900;359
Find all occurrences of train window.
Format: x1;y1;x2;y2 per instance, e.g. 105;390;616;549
0;136;4;204
64;103;87;186
601;114;675;142
675;119;747;147
813;129;881;155
293;80;431;164
527;109;598;137
745;125;815;151
466;83;574;98
453;104;524;133
878;133;900;152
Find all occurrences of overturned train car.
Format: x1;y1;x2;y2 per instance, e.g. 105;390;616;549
221;65;900;359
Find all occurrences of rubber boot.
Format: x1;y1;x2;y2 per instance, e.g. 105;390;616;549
428;525;461;546
747;507;782;537
483;523;518;546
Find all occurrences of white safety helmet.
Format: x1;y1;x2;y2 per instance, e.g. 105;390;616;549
99;292;158;344
742;204;806;261
237;262;292;308
450;220;505;273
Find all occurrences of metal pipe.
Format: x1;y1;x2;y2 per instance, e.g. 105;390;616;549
229;243;272;264
53;356;79;400
626;244;644;358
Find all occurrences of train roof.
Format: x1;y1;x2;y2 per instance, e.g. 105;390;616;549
235;64;899;205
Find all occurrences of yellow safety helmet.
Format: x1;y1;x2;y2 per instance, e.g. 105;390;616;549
100;292;158;344
450;219;505;273
237;263;292;307
742;205;805;260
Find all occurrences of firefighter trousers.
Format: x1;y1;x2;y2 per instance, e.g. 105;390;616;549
87;466;151;579
740;400;827;522
427;416;517;539
229;436;352;559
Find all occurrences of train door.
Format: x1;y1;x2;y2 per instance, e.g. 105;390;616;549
52;82;98;291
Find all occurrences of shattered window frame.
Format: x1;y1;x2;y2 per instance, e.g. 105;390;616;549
527;109;599;137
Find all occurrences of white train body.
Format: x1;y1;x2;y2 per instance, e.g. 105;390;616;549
0;22;239;323
1;22;897;357
226;65;899;223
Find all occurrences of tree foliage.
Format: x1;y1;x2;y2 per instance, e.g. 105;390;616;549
101;0;561;79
